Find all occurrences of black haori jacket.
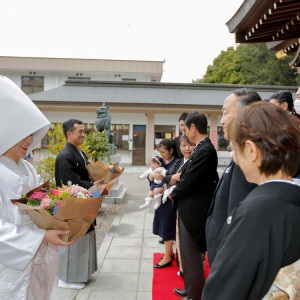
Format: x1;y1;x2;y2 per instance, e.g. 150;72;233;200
171;138;219;252
55;142;95;232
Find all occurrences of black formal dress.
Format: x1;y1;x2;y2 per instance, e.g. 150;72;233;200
171;138;218;300
205;160;256;266
55;142;97;283
153;157;178;241
202;181;300;300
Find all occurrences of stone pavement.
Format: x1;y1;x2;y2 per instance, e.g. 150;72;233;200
51;167;167;300
51;194;165;300
50;165;225;299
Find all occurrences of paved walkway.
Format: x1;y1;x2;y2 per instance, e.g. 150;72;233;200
51;170;166;299
50;165;225;299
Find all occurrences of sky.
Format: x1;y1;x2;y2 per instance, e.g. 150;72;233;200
0;0;244;83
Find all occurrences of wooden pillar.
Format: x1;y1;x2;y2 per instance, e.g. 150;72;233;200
146;111;154;164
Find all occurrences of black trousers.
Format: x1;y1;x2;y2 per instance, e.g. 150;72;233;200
179;217;205;300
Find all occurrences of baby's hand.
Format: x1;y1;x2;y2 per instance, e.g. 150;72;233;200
137;176;141;180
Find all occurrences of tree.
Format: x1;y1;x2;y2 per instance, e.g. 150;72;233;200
195;44;299;86
37;122;66;185
37;122;110;186
84;130;110;163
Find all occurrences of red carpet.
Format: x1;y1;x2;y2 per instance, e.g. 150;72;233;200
152;253;184;300
204;254;210;280
152;253;211;300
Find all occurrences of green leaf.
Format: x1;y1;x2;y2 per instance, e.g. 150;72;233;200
194;44;298;85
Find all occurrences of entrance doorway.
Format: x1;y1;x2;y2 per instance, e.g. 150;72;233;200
132;125;146;165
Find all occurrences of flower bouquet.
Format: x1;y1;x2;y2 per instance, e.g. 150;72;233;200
86;161;124;192
11;181;108;242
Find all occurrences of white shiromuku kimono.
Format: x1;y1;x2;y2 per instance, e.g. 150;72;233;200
0;156;58;299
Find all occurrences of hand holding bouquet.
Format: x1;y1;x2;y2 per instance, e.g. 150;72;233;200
12;181;107;242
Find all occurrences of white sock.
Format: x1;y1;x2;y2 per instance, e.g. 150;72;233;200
139;198;153;209
153;193;162;199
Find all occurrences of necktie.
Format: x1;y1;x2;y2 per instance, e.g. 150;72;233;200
78;149;87;166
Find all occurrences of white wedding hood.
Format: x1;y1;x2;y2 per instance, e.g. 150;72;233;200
0;75;50;156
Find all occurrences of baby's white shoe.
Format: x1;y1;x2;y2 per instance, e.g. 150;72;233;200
139;197;153;209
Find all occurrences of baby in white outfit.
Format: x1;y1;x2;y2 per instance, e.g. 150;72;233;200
137;156;167;210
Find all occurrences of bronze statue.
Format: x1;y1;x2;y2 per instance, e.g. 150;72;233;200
95;106;113;144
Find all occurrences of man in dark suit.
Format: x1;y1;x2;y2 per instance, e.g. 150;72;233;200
205;88;261;267
171;112;218;300
55;119;103;290
173;112;189;159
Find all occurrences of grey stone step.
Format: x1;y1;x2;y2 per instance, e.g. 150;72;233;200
109;182;123;197
103;187;127;204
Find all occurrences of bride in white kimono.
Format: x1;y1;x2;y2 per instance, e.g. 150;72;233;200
0;76;75;299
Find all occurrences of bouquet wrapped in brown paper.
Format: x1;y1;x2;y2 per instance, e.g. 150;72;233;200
11;181;108;242
86;161;124;192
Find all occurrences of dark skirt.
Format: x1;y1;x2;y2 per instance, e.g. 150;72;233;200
153;198;176;241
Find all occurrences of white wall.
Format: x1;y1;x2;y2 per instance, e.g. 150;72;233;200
44;111;97;123
111;112;147;124
0;70;152;92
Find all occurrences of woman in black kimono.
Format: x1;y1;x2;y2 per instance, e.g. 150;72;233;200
202;102;300;300
163;135;195;278
151;139;178;268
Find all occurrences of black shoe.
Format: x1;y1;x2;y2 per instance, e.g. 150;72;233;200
158;238;164;244
153;260;172;268
159;253;175;261
173;288;186;297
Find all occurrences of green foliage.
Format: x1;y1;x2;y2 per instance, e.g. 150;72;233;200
198;44;299;86
36;122;66;185
27;198;41;207
83;130;110;163
36;122;110;186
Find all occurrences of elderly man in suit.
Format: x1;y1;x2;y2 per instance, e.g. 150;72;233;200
205;88;261;267
171;112;218;300
55;119;103;289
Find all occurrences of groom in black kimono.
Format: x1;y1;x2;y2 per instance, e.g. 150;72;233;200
55;119;103;289
171;112;218;300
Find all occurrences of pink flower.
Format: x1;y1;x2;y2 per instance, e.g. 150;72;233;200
29;192;48;200
70;185;92;197
55;200;62;207
50;189;59;195
40;197;52;209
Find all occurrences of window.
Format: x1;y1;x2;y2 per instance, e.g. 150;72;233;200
111;124;129;150
217;126;229;151
84;123;96;135
154;125;176;146
21;76;44;94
